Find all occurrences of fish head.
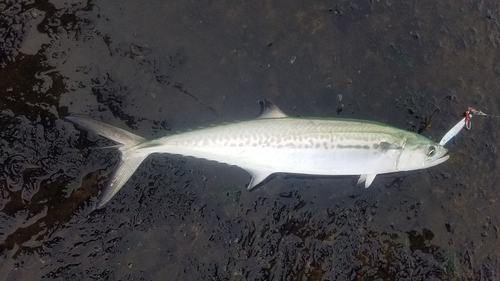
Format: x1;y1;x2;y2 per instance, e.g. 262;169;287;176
396;137;449;171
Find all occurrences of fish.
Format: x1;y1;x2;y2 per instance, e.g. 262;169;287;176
66;100;449;208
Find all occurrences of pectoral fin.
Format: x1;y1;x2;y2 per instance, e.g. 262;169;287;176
379;142;401;151
246;168;273;189
357;174;377;188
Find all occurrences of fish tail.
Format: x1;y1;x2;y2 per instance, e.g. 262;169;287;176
65;115;149;208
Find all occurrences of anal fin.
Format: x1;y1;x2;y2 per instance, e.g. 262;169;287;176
245;168;274;189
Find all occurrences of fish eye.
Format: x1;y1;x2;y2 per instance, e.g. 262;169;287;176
427;146;436;156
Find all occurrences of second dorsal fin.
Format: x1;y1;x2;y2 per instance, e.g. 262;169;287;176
257;100;288;119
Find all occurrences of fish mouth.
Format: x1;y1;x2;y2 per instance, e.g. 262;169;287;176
424;148;450;167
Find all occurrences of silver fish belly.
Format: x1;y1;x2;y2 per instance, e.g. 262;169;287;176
66;100;449;208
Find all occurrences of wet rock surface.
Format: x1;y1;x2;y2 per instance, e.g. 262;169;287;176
1;0;500;280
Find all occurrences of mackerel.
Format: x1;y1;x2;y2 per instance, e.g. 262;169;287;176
66;100;449;208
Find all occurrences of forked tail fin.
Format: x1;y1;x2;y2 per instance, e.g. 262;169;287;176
66;115;149;208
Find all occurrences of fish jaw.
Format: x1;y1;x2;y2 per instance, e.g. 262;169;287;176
422;143;450;168
424;153;450;168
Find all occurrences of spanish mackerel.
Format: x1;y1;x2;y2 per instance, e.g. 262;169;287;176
66;100;449;208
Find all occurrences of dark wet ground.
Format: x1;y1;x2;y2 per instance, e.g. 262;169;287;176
1;0;500;280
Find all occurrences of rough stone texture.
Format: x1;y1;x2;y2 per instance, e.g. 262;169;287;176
1;0;499;280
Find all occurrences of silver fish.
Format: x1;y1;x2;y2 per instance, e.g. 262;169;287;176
66;100;449;208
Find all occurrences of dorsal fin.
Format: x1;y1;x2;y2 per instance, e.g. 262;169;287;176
257;100;288;119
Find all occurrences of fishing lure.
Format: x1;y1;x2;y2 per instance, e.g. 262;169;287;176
439;107;492;146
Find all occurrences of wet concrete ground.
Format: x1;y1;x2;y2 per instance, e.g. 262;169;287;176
1;0;500;280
